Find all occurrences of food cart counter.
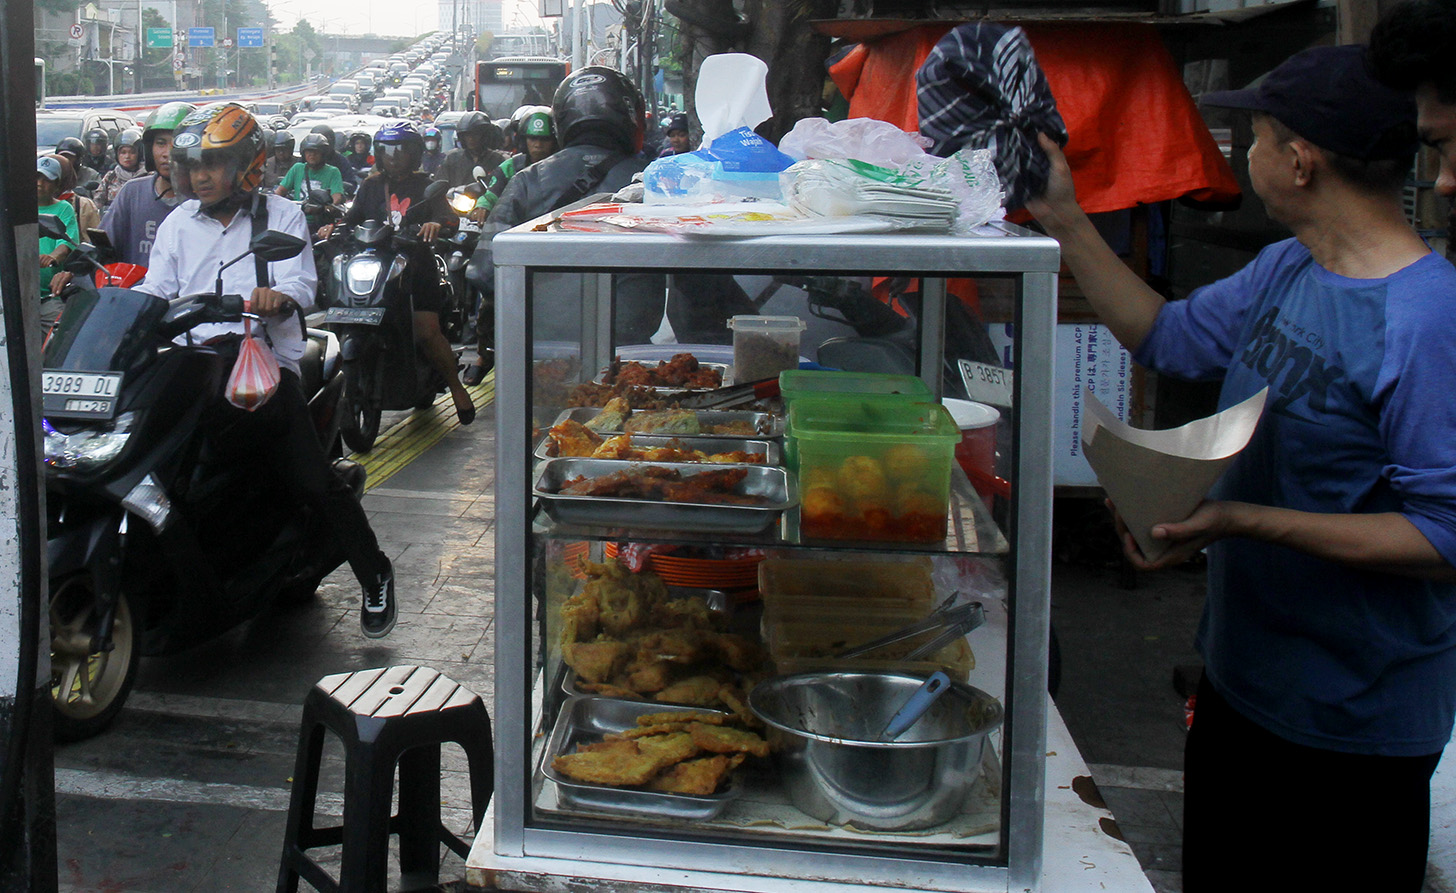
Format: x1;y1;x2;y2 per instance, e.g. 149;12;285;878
475;212;1149;892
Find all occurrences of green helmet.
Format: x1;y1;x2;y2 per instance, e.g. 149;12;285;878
520;111;554;139
142;101;196;173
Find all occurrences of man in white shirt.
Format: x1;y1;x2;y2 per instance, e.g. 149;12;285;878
140;103;397;638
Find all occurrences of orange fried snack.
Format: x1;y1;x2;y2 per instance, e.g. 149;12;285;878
552;737;681;787
635;710;730;727
645;754;744;795
687;722;770;758
548;418;604;457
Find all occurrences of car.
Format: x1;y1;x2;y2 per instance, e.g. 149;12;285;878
313;98;352;114
36;108;137;158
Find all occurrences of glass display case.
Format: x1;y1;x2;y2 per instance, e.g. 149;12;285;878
480;215;1059;893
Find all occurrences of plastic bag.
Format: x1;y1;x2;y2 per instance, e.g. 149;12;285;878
779;117;932;168
225;316;281;411
781;148;1002;233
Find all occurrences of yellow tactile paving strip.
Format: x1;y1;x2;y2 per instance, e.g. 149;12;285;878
349;369;495;491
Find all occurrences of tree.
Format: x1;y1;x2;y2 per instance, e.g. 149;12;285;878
664;0;836;143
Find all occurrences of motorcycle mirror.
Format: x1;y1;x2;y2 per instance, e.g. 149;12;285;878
471;165;487;180
422;180;448;203
39;214;73;243
250;230;307;262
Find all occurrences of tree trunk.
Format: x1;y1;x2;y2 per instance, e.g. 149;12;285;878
668;0;836;144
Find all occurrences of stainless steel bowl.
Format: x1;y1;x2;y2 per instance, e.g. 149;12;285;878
748;671;1003;831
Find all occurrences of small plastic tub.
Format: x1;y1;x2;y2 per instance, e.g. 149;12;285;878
941;398;1000;504
729;316;806;384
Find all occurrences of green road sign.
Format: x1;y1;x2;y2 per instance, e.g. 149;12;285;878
146;27;173;48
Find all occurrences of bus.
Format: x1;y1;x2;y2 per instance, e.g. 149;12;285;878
474;57;567;118
35;58;45;108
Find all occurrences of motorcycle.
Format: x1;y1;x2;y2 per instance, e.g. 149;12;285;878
444;170;489;345
38;215;358;742
321;179;458;453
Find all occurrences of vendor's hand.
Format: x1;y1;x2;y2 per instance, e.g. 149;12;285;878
1023;133;1080;228
39;253;60;268
468;206;488;224
418;221;442;242
249;286;297;317
317;223;335;241
1109;498;1233;571
50;271;74;293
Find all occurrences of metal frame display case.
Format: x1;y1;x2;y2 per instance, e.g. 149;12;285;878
485;213;1060;893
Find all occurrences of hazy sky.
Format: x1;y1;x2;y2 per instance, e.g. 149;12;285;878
265;0;545;38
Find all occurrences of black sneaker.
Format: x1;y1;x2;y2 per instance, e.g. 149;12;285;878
361;562;396;638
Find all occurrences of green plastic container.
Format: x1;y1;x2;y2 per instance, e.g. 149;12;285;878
787;399;960;543
778;370;933;415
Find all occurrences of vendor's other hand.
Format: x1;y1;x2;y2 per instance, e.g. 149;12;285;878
467;207;488;223
249;286;297;317
1109;498;1231;571
418;221;442;242
1024;133;1079;226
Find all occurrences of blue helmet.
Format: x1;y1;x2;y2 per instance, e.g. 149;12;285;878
373;119;423;169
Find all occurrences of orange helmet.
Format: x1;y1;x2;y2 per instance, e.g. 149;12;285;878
169;102;267;207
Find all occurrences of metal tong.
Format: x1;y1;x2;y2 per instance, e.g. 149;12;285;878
835;595;986;661
675;377;781;409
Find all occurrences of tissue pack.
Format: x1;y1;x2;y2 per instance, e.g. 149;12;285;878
644;126;796;203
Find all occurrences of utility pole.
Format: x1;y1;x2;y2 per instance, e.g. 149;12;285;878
0;0;59;887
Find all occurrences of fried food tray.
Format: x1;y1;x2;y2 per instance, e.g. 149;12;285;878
550;407;786;440
592;361;733;393
534;433;783;465
534;458;796;534
540;696;742;820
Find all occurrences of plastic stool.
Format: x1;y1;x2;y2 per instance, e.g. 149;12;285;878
277;665;494;893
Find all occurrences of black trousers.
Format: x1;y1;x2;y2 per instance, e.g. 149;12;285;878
1184;676;1442;893
210;366;387;587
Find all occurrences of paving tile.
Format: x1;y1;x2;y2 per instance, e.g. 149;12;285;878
1100;785;1179;829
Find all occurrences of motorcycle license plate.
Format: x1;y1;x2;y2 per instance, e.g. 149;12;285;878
324;307;386;326
41;370;122;420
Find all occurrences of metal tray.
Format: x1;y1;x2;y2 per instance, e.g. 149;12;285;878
534;433;782;465
541;696;742;819
534;458;795;534
550;407;786;440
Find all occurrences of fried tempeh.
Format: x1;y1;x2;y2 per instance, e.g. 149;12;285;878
552;737;678;787
688;722;770;758
645;755;736;795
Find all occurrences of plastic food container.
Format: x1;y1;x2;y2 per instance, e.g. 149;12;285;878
787;400;960;543
778;370;933;416
729;316;806;384
759;556;936;621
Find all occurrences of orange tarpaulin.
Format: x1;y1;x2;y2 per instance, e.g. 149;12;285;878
829;22;1241;214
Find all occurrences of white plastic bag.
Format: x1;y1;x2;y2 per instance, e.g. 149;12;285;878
779;117;933;168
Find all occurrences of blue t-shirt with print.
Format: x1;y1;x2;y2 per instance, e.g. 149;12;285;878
1135;238;1456;757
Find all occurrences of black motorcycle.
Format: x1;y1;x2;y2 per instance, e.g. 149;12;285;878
321;180;457;453
40;216;358;741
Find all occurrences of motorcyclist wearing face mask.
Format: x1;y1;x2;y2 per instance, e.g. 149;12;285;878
420;125;445;175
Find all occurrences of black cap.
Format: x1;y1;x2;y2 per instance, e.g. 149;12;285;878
1201;45;1417;161
666;113;689;134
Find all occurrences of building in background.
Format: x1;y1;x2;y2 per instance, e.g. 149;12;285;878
439;0;504;34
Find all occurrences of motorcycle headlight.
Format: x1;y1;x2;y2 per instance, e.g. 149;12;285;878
346;256;384;295
448;188;477;215
44;412;136;472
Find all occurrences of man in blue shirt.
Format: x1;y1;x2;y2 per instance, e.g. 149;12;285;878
1030;46;1456;892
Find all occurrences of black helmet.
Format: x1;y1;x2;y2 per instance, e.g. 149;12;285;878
86;127;110;148
299;133;331;155
115;128;144;169
309;124;338;155
552;66;645;154
455;111;502;150
271;130;296;152
55;136;87;159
